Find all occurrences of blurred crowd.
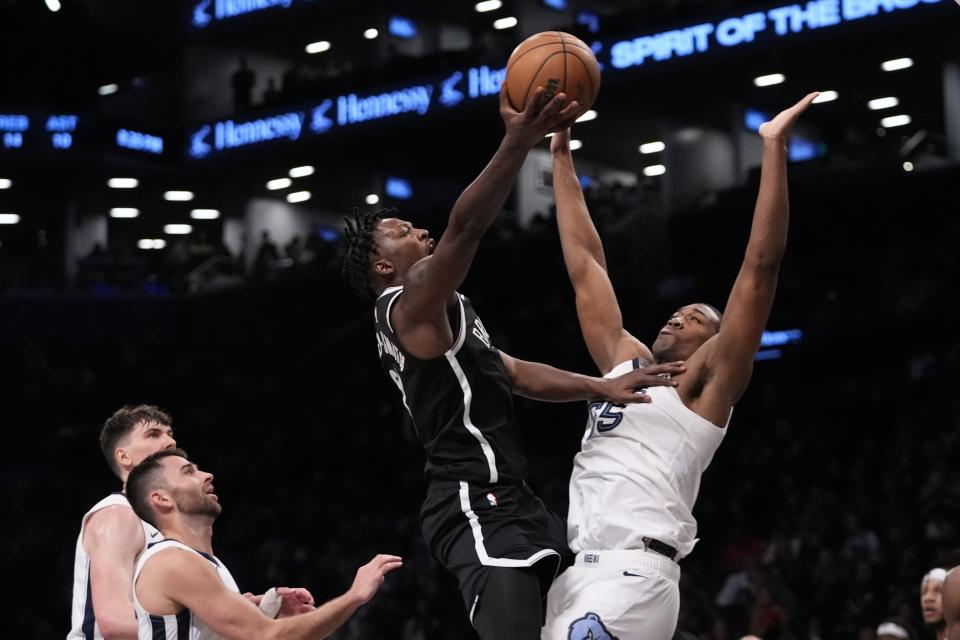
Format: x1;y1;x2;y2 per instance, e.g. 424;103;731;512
2;165;958;638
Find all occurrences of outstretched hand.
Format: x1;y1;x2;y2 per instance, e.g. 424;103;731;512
594;362;686;404
759;92;820;142
500;84;581;151
348;554;403;606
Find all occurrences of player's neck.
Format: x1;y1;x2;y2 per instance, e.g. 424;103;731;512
162;516;215;555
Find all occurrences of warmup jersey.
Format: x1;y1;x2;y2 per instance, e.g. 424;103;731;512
68;493;161;640
133;539;240;640
568;358;729;558
375;287;527;484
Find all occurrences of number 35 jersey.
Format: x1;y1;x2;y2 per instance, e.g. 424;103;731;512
567;358;729;558
374;287;528;485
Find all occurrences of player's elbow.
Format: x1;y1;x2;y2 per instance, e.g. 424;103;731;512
97;615;138;640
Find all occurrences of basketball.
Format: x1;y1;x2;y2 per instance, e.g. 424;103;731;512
504;31;601;112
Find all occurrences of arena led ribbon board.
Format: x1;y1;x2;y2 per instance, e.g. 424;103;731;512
606;0;944;70
185;0;945;160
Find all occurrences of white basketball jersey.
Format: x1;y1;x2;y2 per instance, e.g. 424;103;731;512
133;539;240;640
568;358;729;558
68;493;161;640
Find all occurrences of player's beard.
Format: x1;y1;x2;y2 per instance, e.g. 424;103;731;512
172;487;222;519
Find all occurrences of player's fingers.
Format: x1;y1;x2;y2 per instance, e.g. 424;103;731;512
380;559;404;575
638;376;678;388
523;87;546;118
499;82;516;114
542;99;578;129
536;92;567;121
374;553;402;564
620;393;653;404
792;91;820;113
642;363;686;376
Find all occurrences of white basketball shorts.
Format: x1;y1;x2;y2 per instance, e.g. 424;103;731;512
542;549;680;640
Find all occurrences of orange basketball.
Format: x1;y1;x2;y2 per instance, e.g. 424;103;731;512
504;31;601;112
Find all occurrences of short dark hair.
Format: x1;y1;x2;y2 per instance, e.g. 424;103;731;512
99;405;173;478
126;448;188;529
342;207;393;299
702;303;723;331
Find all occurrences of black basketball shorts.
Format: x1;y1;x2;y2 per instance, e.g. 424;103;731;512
419;478;573;622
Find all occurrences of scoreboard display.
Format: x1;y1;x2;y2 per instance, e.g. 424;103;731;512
0;111;168;161
1;113;82;153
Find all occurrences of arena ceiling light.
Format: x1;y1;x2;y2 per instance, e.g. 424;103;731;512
868;97;899;110
575;110;598;123
108;178;139;189
163;190;194;202
643;165;667;177
753;73;785;87
493;16;518;29
569;140;583;151
0;178;11;189
812;91;838;104
882;57;913;72
190;209;220;220
364;28;379;40
880;114;911;128
109;208;140;219
44;0;61;11
98;83;119;96
287;191;311;204
138;239;167;250
475;0;502;12
289;165;315;178
267;178;292;190
305;41;332;54
0;213;20;224
903;161;914;172
639;141;665;154
365;194;380;205
164;224;193;235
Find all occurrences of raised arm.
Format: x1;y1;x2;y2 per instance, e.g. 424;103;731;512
148;551;402;640
944;568;960;640
703;93;819;403
83;506;145;639
394;88;581;357
550;129;650;374
499;351;683;404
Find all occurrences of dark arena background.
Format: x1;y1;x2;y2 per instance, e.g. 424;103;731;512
3;0;960;638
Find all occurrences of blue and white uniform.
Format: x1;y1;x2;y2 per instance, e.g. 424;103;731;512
68;493;161;640
133;539;240;640
543;358;729;640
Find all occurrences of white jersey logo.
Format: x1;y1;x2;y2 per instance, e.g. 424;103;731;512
472;318;493;350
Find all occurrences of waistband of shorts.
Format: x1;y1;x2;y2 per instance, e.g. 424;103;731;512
574;549;681;582
424;478;525;496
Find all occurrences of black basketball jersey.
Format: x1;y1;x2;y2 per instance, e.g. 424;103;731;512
374;286;528;485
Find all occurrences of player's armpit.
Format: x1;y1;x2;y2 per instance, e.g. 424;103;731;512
84;506;144;639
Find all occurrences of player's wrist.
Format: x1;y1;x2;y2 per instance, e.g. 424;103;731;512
502;130;537;153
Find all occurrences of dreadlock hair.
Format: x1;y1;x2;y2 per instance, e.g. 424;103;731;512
342;207;395;299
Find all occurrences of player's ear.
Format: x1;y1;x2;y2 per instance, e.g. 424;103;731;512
115;447;131;473
373;258;394;275
150;489;174;514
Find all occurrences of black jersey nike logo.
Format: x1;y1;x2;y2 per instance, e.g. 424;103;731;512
150;531;161;539
622;570;647;578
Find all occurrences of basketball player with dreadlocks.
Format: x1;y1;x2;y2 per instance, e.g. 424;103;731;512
342;87;684;639
541;94;820;640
